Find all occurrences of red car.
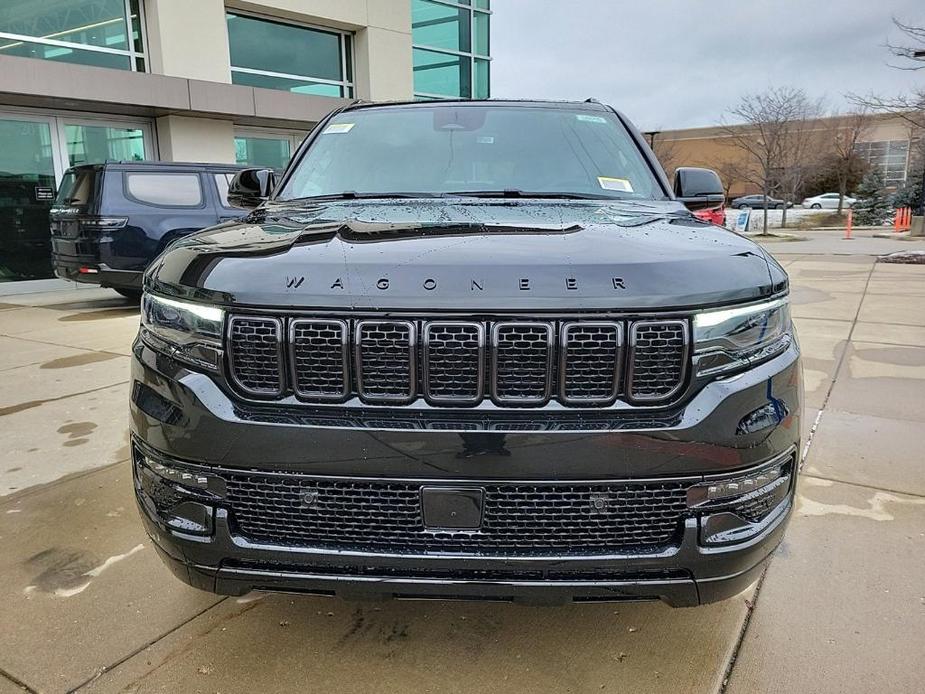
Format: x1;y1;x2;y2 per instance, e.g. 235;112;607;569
694;202;727;227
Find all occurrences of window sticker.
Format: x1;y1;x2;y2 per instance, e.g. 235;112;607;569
598;177;634;193
576;114;608;124
323;123;355;134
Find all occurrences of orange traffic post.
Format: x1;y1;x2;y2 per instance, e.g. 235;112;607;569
894;208;901;233
905;207;913;231
844;208;853;239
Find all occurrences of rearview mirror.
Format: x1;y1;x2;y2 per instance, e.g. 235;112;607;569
673;167;725;212
227;168;276;209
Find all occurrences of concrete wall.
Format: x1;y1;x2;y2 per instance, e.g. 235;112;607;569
156;116;236;163
145;0;232;83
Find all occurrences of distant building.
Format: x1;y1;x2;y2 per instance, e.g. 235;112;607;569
650;113;921;198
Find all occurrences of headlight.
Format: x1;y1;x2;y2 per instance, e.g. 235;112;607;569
140;293;224;370
693;297;791;376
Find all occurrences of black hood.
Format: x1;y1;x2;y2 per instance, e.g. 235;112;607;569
146;199;780;311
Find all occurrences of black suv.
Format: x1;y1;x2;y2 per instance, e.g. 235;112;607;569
50;161;247;299
132;100;801;607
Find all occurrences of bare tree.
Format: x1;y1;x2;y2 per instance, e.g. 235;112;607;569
777;97;826;228
850;18;925;215
720;87;820;234
828;110;871;213
648;132;682;180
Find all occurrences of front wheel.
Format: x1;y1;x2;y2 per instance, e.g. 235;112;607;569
738;204;749;209
811;203;822;209
774;203;784;209
115;288;142;302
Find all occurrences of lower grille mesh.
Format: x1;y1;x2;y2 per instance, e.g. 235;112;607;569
225;475;690;555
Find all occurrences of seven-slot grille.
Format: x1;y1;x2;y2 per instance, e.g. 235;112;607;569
224;474;691;554
227;316;690;407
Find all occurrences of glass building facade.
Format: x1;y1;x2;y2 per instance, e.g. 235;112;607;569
412;0;490;99
0;0;147;71
226;12;354;97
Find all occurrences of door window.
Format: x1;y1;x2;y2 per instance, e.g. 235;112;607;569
125;173;203;207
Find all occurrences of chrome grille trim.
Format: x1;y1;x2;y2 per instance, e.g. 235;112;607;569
627;320;689;403
491;322;555;406
354;320;417;404
288;319;349;401
227;316;284;397
559;321;623;405
422;321;486;405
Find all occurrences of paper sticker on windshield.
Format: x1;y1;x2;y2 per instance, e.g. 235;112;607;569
598;177;634;193
576;114;608;124
323;123;355;134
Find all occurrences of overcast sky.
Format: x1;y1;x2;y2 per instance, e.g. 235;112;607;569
491;0;924;131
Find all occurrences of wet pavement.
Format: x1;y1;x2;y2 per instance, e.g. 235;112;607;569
1;249;923;693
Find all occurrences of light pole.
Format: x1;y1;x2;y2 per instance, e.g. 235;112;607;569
914;50;925;214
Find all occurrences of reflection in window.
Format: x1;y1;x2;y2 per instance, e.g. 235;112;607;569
66;124;146;166
226;13;353;97
0;0;146;71
235;136;292;171
412;0;490;99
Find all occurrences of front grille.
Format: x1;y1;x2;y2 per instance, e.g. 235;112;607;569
227;317;282;396
225;474;691;555
560;322;622;404
355;320;416;402
226;315;691;408
492;322;553;404
628;320;689;402
423;322;484;404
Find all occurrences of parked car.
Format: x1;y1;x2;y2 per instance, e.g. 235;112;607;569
50;161;248;299
801;193;856;209
693;201;727;226
132;100;800;607
731;194;792;209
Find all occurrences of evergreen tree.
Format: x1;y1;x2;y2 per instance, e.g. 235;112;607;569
853;170;891;226
890;160;924;214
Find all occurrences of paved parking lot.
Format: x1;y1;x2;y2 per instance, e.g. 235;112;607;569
1;247;924;693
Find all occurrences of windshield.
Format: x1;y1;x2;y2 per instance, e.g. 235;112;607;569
278;104;665;202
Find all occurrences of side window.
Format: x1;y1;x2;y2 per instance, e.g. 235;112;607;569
124;173;204;207
213;173;235;208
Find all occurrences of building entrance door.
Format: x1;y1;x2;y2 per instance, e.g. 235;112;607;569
0;115;59;282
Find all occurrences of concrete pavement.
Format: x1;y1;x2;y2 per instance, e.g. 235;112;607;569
1;248;923;693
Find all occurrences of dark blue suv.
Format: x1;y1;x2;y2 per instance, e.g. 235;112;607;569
50;161;247;299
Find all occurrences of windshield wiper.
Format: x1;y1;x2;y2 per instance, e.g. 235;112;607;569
443;189;621;201
282;192;442;203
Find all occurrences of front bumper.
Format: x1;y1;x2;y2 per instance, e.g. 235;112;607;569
130;338;801;606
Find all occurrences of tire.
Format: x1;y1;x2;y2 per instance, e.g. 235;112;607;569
811;203;822;209
774;203;783;209
738;204;749;209
115;288;142;302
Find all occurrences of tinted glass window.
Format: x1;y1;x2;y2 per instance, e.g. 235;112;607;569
55;170;97;207
66;124;146;167
125;173;203;207
281;105;664;201
0;0;145;72
235;136;292;170
226;13;350;96
214;173;234;207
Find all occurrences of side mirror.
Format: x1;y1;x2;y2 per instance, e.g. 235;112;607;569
227;168;276;209
673;167;725;211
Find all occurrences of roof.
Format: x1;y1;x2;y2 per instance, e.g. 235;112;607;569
342;98;611;112
67;161;248;172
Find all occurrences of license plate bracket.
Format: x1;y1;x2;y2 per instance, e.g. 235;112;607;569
421;486;484;530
